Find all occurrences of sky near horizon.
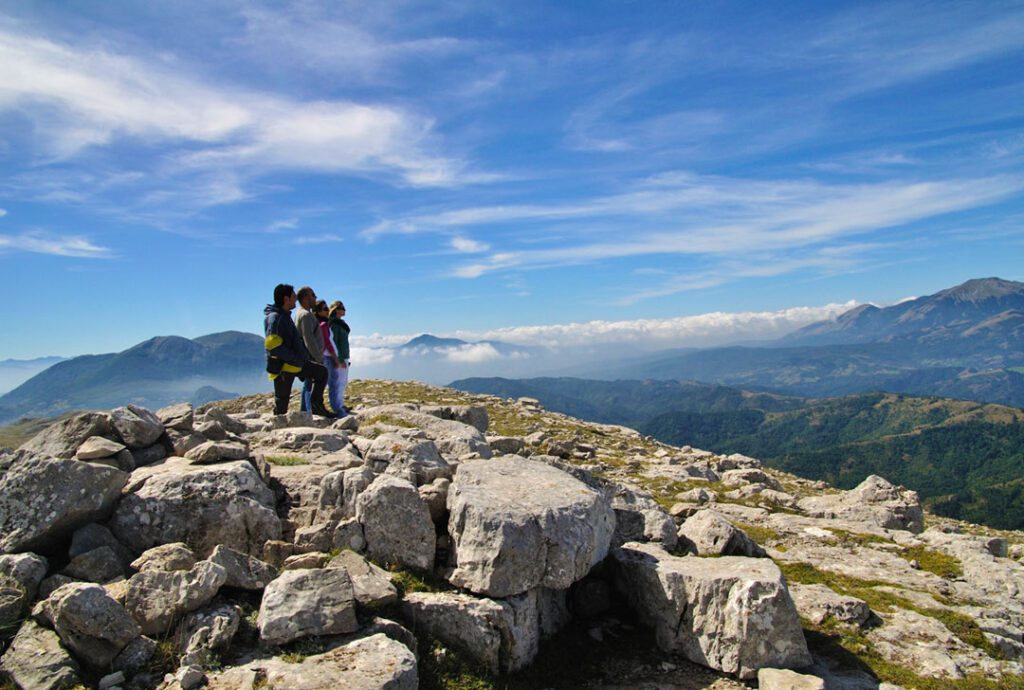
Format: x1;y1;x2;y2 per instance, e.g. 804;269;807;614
1;1;1022;360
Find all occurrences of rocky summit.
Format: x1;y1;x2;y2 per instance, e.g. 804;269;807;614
1;381;1024;689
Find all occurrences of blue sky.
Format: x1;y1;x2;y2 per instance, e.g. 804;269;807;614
1;1;1022;360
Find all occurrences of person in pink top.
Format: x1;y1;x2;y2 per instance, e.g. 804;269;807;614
314;300;346;416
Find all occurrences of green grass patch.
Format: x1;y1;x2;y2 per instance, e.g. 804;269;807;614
823;528;894;547
361;414;418;429
781;561;1001;660
418;639;494;690
387;565;453;598
898;544;964;579
805;624;1022;690
264;455;309;466
734;522;782;546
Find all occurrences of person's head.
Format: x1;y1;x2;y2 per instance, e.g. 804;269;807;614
297;286;316;309
273;283;296;309
329;300;346;318
314;299;329;321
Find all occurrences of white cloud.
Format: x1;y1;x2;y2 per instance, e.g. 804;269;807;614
0;27;462;186
0;231;112;258
450;302;859;349
350;346;394;365
450;236;489;253
443;343;503;363
433;174;1022;280
293;234;345;245
0;208;6;217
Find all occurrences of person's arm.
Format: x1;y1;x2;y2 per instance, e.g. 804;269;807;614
265;313;303;367
320;321;340;365
296;311;322;362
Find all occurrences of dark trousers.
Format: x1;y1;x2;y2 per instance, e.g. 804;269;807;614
273;361;327;415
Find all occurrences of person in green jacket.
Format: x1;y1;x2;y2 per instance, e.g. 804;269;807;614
327;300;351;415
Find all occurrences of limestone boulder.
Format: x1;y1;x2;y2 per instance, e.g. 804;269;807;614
18;411;112;459
109;457;281;558
76;436;126;460
131;543;197;573
328;550;397;608
125;560;227;636
178;602;241;668
720;468;782;491
42;582;141;668
185;440;250;464
318;466;376;520
0;620;82;690
356;474;435;571
360;404;492;459
110;404;165;449
62;546;125;583
208;545;277;590
419;477;450;523
758;668;825;690
447;456;615;597
0;456;127;553
257;567;359;645
0;553;47;628
257;426;349;453
612;542;811;679
677;509;766;558
421;404;490;433
202;407;248;436
69;523;135;569
157;403;194;431
400;590;541;673
798;475;924;533
204;633;417;690
789;583;872;627
364;431;452;485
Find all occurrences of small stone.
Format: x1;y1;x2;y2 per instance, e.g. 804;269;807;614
76;436;126;460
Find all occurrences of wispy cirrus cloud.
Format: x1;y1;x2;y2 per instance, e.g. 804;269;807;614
0;231;112;258
438;173;1022;281
0;25;465;187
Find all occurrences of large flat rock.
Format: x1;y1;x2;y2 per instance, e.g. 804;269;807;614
205;633;417;690
612;542;811;679
447;456;615;597
109;457;281;557
0;456;127;553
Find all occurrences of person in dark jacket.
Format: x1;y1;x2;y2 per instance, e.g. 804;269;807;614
264;283;331;416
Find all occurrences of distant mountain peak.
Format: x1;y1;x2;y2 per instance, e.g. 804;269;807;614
401;334;469;349
935;277;1024;303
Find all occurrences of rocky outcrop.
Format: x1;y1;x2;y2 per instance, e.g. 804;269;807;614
798;475;924;533
110;457;281;557
18;411;113;459
677;509;766;558
0;456;127;553
205;633;417;690
125;560;227;636
356;474;435;571
612;542;811;679
0;619;82;690
38;582;141;668
257;567;359;644
400;590;541;673
447;456;614;597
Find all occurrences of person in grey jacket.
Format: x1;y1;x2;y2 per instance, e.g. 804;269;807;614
294;285;331;415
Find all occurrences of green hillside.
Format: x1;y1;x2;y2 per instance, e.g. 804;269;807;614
453;378;1024;530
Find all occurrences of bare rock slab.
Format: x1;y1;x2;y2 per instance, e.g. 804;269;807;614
0;620;82;690
400;590;540;673
798;475;924;534
758;667;825;690
447;456;615;597
611;542;811;679
42;582;141;668
125;560;227;636
789;583;871;627
356;474;435;571
0;456;127;553
110;457;281;558
257;567;359;645
205;633;417;690
328;550;397;608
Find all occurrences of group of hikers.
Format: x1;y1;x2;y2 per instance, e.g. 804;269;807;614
263;283;351;417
